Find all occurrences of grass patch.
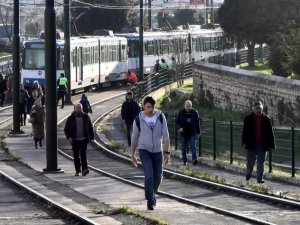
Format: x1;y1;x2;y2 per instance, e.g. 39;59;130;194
241;62;272;75
158;89;245;122
249;184;269;194
179;84;193;92
94;206;168;225
182;166;225;184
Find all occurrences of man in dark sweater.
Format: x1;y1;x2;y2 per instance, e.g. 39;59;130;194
121;91;140;146
242;101;275;183
176;100;200;165
64;103;94;176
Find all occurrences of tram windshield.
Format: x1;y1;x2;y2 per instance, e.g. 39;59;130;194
24;48;45;69
23;44;64;70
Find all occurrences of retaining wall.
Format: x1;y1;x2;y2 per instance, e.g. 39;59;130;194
193;62;300;126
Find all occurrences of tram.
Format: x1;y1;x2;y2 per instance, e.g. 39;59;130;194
21;36;128;92
21;28;230;92
117;28;229;74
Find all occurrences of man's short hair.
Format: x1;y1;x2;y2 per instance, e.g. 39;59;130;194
127;91;133;96
253;101;263;108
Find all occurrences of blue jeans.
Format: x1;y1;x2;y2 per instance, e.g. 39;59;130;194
246;145;267;182
181;135;197;162
139;149;163;206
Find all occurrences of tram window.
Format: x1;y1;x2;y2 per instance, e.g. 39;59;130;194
128;40;138;58
146;41;155;55
161;40;169;54
108;45;117;62
192;38;197;52
120;44;127;61
24;48;45;69
72;50;77;67
57;48;64;70
101;45;107;62
94;46;99;63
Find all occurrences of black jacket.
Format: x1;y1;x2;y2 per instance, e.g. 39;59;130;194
64;112;94;142
176;108;200;136
121;100;140;122
242;113;275;151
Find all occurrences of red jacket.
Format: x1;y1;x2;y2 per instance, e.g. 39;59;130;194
127;72;138;84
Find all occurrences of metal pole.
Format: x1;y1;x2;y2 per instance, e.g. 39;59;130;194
139;0;144;81
64;0;72;104
213;118;216;160
44;0;60;172
291;127;295;177
11;0;22;134
230;121;233;164
148;0;151;29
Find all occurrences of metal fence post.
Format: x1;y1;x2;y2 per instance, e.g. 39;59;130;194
213;118;216;160
230;121;233;164
268;149;272;173
174;114;178;151
291;127;295;177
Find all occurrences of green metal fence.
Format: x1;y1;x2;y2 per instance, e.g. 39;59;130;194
166;114;299;177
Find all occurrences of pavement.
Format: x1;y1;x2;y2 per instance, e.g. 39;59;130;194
0;85;300;225
0;89;249;225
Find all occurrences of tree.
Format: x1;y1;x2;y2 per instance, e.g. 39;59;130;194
0;2;13;44
218;0;287;67
173;9;198;27
71;0;138;34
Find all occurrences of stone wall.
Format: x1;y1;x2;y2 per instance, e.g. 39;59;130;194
193;62;300;126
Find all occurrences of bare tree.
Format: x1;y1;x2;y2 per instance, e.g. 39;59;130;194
0;1;13;44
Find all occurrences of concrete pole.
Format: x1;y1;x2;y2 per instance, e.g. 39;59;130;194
44;0;60;172
11;0;22;134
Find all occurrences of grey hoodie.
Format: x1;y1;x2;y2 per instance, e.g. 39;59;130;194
131;110;169;153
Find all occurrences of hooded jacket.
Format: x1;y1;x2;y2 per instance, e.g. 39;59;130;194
131;110;169;153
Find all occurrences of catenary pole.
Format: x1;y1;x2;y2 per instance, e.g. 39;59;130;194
11;0;22;134
64;0;71;104
44;0;60;172
139;0;144;81
148;0;151;29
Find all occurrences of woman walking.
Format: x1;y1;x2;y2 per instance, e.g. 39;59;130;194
29;98;45;149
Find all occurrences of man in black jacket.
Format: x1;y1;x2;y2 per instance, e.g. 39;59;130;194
176;100;200;165
64;103;94;176
242;101;275;183
121;91;140;146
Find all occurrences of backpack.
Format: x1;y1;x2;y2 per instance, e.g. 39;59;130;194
135;113;163;132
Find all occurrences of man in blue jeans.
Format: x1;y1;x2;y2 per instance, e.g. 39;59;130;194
242;101;275;183
177;100;200;166
131;96;170;210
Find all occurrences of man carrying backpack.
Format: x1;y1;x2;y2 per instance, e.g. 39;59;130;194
121;91;140;147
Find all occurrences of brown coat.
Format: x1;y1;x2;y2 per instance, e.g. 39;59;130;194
30;105;45;139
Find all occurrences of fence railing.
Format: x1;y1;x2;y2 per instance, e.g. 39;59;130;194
166;114;299;177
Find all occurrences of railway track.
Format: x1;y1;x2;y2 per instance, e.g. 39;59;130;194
57;93;300;225
0;170;97;225
0;89;299;224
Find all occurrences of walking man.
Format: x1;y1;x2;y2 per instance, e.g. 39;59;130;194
64;103;94;176
57;73;68;108
242;101;275;183
131;96;170;210
121;91;140;147
176;100;200;165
